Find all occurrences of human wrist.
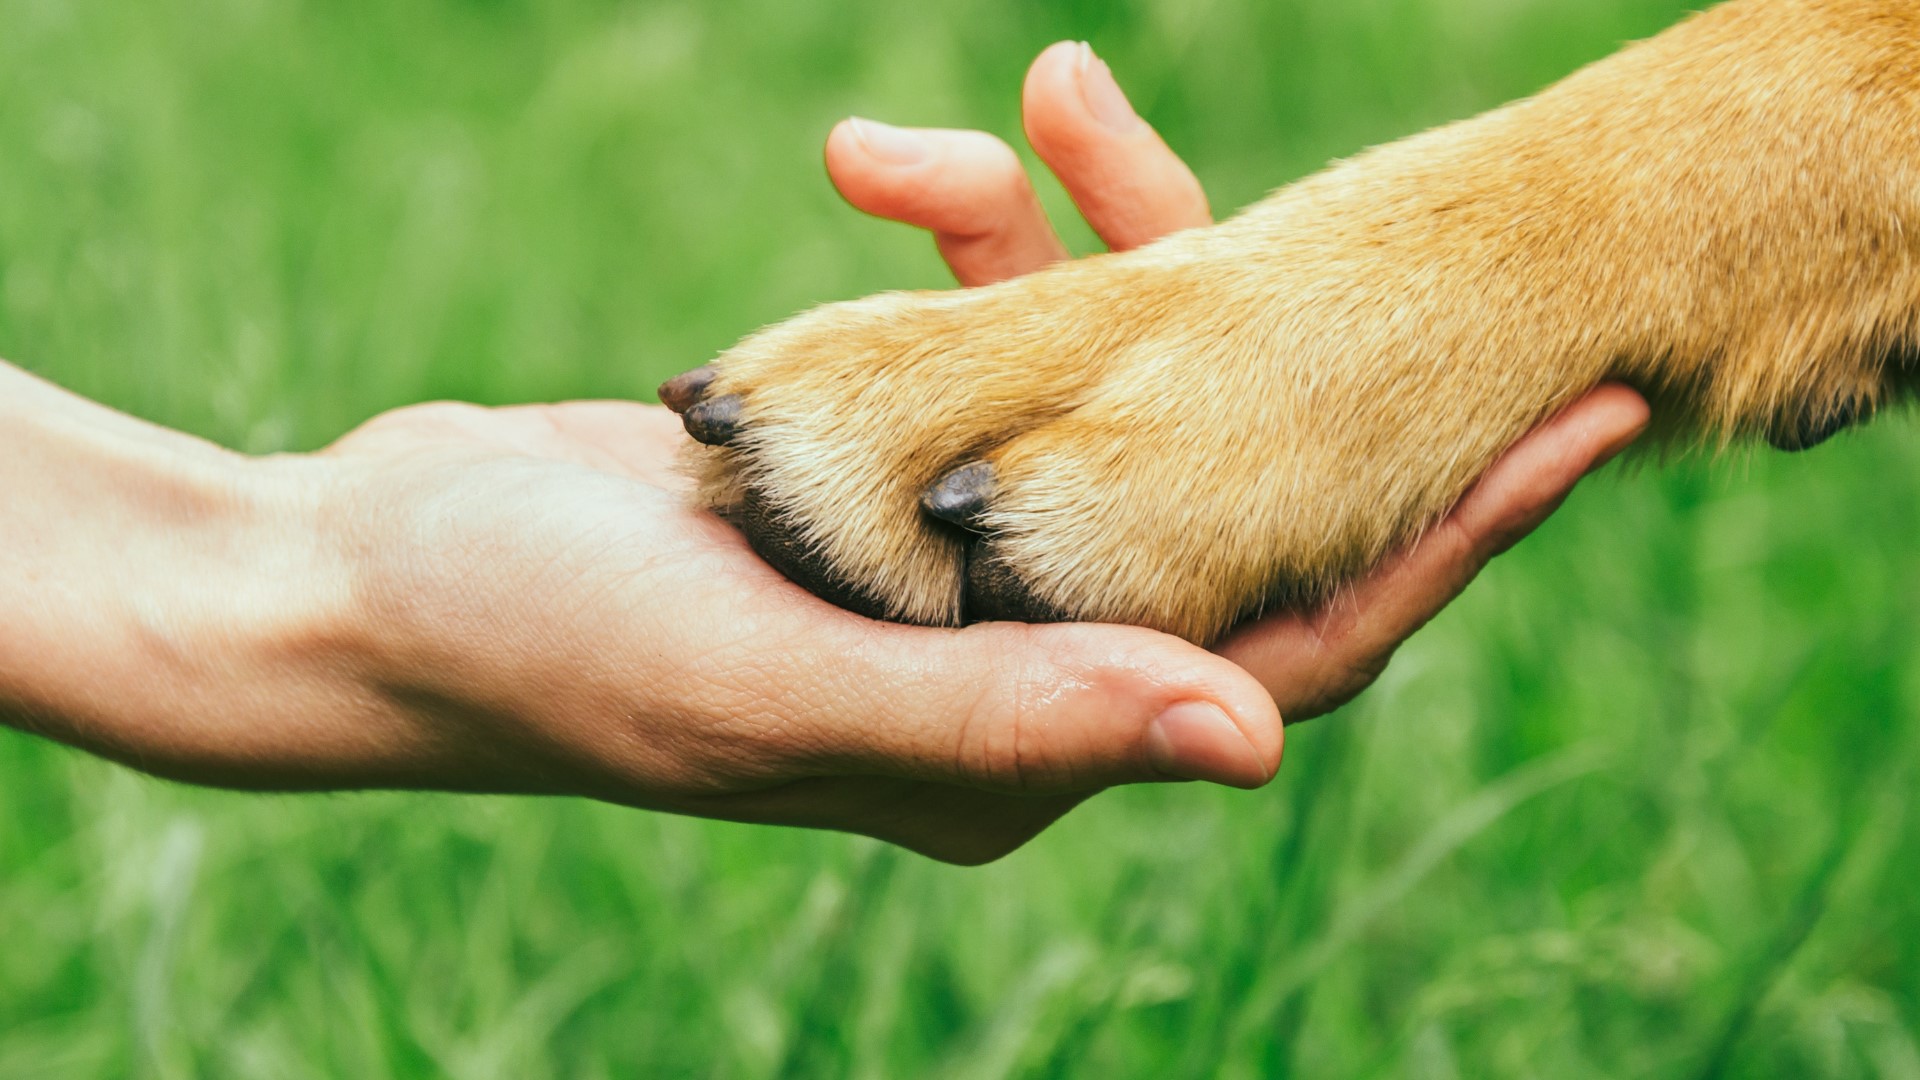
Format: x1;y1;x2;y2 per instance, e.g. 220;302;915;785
0;377;392;786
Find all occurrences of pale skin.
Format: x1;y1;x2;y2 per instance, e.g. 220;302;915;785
0;44;1648;864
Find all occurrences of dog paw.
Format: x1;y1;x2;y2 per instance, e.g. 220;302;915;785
664;203;1552;645
666;0;1920;645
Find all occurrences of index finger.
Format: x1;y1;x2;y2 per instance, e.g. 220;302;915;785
825;120;1069;286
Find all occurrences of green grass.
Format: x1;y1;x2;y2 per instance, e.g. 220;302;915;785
3;0;1918;1075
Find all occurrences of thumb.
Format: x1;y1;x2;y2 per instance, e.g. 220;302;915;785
790;619;1284;793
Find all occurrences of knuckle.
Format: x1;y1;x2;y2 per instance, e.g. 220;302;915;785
967;630;1084;793
943;636;1039;791
397;400;488;426
354;400;489;440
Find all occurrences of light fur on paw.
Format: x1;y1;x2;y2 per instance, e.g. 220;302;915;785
669;0;1920;645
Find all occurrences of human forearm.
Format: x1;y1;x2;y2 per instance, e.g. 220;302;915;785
0;362;396;786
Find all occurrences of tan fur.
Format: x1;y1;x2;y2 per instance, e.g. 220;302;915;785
688;0;1920;644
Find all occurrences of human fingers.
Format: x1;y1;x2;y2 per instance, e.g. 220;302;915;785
826;120;1068;286
1217;384;1651;720
760;617;1283;794
1021;41;1212;250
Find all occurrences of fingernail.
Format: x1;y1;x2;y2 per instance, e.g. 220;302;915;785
1146;702;1271;788
848;117;927;165
1076;43;1141;132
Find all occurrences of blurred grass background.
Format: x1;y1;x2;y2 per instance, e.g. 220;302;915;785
2;0;1918;1075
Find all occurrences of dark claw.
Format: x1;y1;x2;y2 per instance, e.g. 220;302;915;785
1768;398;1868;452
657;364;718;414
921;461;997;530
683;394;744;446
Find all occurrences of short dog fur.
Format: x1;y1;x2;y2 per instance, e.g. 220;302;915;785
667;0;1920;645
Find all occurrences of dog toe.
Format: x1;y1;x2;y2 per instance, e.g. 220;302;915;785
730;486;901;620
962;545;1072;624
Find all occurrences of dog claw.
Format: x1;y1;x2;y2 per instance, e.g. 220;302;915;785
922;461;997;530
683;394;744;446
658;364;718;414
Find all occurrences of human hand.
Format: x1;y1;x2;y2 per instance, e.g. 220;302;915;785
0;44;1644;866
308;43;1641;859
0;47;1284;866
